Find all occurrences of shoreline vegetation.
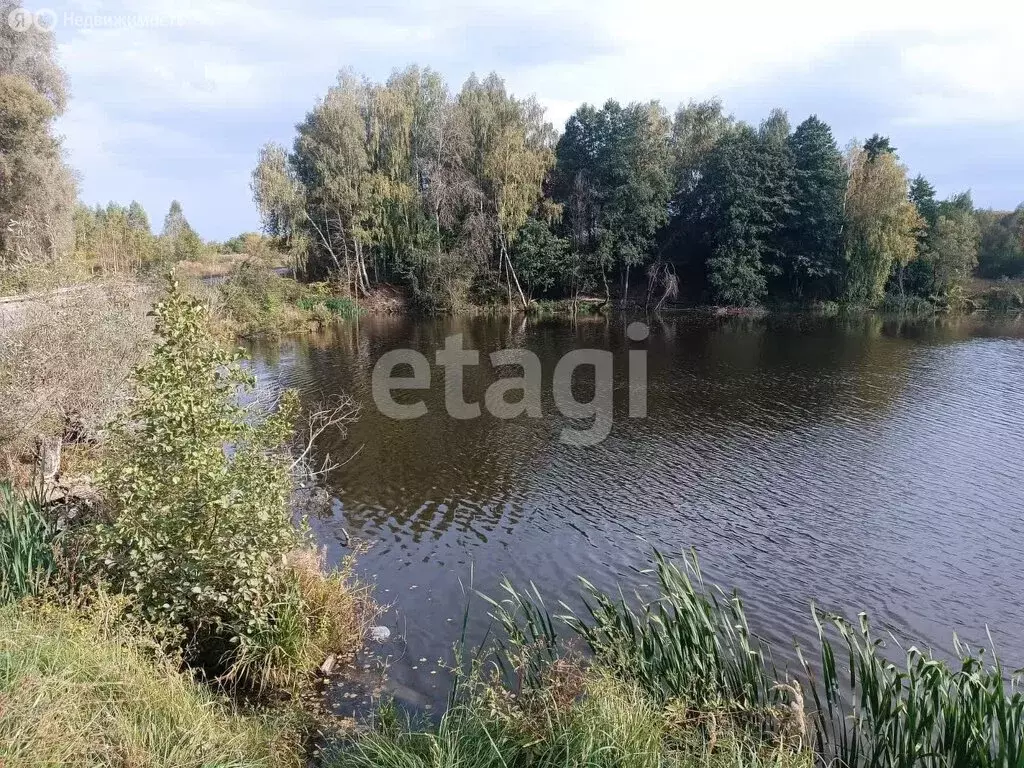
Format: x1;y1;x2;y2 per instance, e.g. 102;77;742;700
3;11;1024;766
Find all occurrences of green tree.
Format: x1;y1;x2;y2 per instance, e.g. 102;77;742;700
863;134;896;160
554;99;672;303
909;175;939;228
843;146;922;303
776;115;846;300
511;216;571;301
92;280;302;660
689;123;792;306
160;200;202;262
928;209;980;296
976;206;1024;278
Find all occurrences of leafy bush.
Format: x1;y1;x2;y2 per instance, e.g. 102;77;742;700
976;285;1024;312
0;599;299;767
0;483;60;604
89;279;305;675
220;263;311;337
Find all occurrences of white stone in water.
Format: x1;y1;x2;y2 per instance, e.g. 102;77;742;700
368;625;391;642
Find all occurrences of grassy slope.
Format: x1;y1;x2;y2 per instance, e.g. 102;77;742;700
0;601;300;768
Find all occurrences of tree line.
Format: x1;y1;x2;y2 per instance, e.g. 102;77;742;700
252;65;1024;311
2;21;1022;304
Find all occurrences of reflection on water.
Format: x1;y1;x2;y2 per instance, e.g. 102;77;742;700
247;312;1024;712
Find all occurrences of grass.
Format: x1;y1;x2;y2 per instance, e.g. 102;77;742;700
332;664;809;768
0;483;60;604
802;611;1024;767
227;547;378;693
0;599;301;768
219;263;362;338
405;549;1023;768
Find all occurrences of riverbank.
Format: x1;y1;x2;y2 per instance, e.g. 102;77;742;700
4;280;1024;766
0;279;379;766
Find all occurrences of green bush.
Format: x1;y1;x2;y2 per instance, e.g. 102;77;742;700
977;286;1024;312
0;483;60;604
89;279;306;677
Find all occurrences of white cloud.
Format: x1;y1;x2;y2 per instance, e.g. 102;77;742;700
40;0;1024;237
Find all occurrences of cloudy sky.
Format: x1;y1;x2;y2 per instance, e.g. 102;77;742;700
43;0;1024;240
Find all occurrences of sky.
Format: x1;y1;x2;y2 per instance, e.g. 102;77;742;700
37;0;1024;241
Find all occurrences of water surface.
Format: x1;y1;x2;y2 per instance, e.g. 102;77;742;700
248;312;1024;711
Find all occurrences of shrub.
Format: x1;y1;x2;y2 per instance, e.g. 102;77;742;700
977;285;1024;312
220;263;314;337
0;599;299;767
0;279;154;458
89;278;305;676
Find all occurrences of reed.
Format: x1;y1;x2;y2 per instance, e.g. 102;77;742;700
484;549;1024;767
0;482;59;604
801;611;1024;768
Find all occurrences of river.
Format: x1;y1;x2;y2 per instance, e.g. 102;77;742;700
246;311;1024;713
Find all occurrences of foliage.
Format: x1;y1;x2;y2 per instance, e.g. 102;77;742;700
259;64;1021;311
334;664;808;768
89;278;305;672
482;550;1024;768
161;199;204;263
802;611;1024;768
0;10;76;273
553;99;673;301
0;483;59;604
843;147;922;305
0;599;299;767
73;200;160;273
220;263;358;336
689;122;792;306
777;116;846;300
976;206;1024;279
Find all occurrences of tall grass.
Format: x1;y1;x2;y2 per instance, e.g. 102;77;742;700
0;482;59;604
0;599;299;767
801;611;1024;768
484;550;1024;768
334;667;808;768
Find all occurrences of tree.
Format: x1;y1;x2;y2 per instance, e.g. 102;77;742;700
909;175;939;228
843;146;922;304
687;122;792;306
553;99;672;303
776;115;846;300
161;200;202;262
863;134;896;160
928;209;980;296
0;9;76;271
126;201;151;234
511;217;571;301
976;206;1024;278
456;73;554;308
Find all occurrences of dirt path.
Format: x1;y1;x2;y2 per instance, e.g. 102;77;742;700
0;286;89;330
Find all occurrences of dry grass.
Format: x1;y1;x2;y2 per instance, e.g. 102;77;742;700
0;278;154;469
226;546;380;693
0;598;301;768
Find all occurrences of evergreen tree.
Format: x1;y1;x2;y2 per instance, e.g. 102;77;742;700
776;116;846;300
695;124;791;306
